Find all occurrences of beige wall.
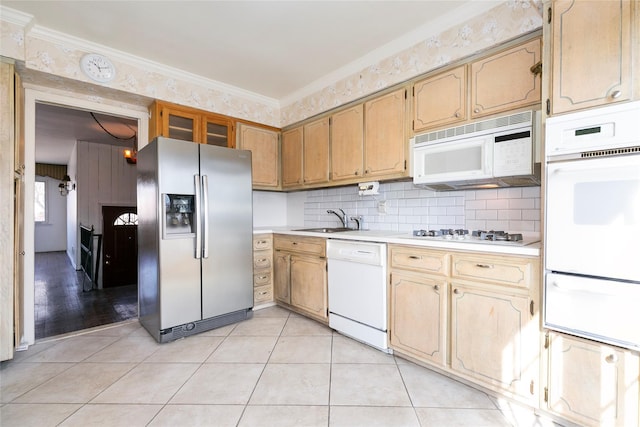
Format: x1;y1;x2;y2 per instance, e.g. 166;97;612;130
0;60;16;360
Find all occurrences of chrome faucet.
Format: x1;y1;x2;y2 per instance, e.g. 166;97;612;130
327;208;348;228
350;215;364;230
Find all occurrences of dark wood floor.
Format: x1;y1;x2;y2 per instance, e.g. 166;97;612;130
34;251;138;340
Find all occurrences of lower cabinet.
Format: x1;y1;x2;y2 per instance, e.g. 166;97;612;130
273;234;328;323
389;245;449;366
389;271;447;366
544;331;640;427
252;234;273;306
388;244;540;405
450;282;539;402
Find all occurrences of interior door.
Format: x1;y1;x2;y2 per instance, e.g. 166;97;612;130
102;206;138;288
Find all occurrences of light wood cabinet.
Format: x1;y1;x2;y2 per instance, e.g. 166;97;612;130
548;0;635;115
413;65;467;132
273;235;328;323
389;245;449;366
149;100;234;147
450;252;540;402
302;117;330;185
364;88;407;178
252;234;273;306
330;104;364;181
281;118;330;189
237;123;280;189
544;331;640;427
281;127;303;188
413;36;542;132
470;38;542;118
389;273;447;364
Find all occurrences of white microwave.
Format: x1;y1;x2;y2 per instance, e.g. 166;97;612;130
411;111;541;191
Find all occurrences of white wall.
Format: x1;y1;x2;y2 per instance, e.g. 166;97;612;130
34;175;67;252
66;143;78;267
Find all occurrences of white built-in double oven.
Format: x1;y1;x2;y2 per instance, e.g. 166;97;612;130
544;101;640;351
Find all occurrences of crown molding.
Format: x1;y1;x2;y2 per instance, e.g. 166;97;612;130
280;0;502;108
25;24;280;110
0;5;33;26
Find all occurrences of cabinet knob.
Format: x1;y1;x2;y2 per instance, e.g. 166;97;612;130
454;112;461;118
611;90;622;99
433;285;440;291
605;354;618;364
355;170;359;175
453;288;460;294
473;108;480;113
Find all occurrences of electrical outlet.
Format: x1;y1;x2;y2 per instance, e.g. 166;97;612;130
377;200;387;214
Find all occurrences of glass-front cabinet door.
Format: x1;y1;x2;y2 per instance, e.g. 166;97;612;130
165;110;201;142
203;115;233;148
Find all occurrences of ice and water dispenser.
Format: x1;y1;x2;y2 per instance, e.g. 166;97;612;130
163;194;195;237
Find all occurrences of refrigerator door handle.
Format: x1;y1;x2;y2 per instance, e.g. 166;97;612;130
202;174;209;259
194;174;202;259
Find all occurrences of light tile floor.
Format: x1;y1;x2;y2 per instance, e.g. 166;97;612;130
0;306;564;427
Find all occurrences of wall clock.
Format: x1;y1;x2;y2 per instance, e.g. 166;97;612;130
80;53;116;83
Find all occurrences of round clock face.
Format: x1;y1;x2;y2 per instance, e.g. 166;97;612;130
80;53;116;83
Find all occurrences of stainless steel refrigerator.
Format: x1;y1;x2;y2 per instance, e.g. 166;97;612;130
137;137;253;343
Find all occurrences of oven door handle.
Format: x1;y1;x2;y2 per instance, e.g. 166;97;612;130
550;279;630;297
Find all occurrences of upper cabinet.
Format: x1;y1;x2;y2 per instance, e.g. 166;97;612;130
548;0;636;115
364;88;407;179
236;123;280;189
281;126;303;188
330;105;364;181
303;117;330;186
413;36;542;133
149;100;234;147
470;37;541;118
329;88;408;184
413;65;467;132
281;117;330;189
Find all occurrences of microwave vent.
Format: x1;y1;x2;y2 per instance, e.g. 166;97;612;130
414;110;534;145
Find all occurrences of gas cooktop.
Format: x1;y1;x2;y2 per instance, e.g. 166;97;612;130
407;229;540;246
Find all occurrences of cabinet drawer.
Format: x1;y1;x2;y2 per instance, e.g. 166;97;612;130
254;285;273;304
274;235;325;256
253;272;272;287
389;245;449;276
253;254;271;270
253;235;272;250
451;253;535;288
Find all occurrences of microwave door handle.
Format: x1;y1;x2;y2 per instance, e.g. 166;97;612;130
194;174;201;259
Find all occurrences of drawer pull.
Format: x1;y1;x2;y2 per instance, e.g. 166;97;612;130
258;240;267;244
257;258;267;263
408;255;422;260
258;291;268;296
475;263;493;269
258;275;267;280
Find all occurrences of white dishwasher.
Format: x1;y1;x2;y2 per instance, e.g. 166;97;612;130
327;239;389;352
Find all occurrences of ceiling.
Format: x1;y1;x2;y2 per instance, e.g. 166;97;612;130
5;0;499;164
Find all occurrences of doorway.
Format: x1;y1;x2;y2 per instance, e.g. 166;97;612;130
21;88;149;344
102;206;138;288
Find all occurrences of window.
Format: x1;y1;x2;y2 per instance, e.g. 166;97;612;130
34;180;46;222
114;212;138;226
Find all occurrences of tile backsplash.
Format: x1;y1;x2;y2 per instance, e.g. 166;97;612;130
303;182;540;233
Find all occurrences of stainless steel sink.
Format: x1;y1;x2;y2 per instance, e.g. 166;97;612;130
294;227;354;233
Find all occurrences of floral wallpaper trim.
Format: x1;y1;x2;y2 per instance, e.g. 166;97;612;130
280;0;543;127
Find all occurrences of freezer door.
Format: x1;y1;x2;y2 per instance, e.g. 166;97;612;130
156;138;203;329
200;144;254;319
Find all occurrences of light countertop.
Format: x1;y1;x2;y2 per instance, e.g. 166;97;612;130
255;227;540;257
